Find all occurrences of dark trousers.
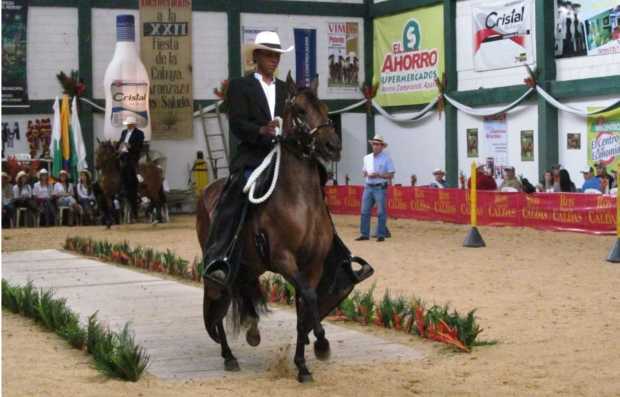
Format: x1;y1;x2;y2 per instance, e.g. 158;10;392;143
37;198;56;226
203;172;248;282
120;153;139;217
3;203;15;228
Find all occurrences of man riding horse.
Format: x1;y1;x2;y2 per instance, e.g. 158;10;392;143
203;31;358;294
115;115;144;221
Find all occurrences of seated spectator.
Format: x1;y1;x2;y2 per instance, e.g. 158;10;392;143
499;166;523;192
594;163;613;194
2;172;15;228
53;170;80;225
538;170;554;192
462;165;497;190
429;169;447;188
76;169;97;225
12;170;37;226
33;168;55;226
580;167;601;192
559;169;576;192
410;174;417;187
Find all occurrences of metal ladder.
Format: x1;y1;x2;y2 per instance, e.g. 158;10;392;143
197;103;229;179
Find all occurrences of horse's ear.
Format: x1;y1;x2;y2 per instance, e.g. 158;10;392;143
286;71;296;97
309;75;319;96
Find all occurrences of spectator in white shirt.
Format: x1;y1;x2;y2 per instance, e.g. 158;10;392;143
33;168;55;226
12;170;37;226
53;170;80;225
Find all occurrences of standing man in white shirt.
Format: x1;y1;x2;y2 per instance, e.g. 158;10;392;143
356;135;395;242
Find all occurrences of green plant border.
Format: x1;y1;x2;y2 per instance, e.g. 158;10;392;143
1;279;149;381
64;236;495;351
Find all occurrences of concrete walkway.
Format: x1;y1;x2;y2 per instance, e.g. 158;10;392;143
2;250;423;380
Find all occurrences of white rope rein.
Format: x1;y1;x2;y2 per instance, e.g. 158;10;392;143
243;117;283;204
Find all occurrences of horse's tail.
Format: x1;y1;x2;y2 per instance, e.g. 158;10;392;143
228;275;269;336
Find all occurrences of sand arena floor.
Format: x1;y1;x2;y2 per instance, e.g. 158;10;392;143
2;214;620;396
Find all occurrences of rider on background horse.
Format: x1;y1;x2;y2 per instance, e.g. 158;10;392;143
115;115;144;221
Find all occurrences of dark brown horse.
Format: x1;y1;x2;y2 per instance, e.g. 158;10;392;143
197;75;354;382
95;140;164;226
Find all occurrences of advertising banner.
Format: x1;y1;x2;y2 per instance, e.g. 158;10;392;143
373;5;444;107
555;1;620;58
325;186;617;235
588;107;620;171
483;114;508;174
521;130;534;161
140;0;193;139
294;28;317;88
327;22;360;93
2;0;28;108
472;0;534;71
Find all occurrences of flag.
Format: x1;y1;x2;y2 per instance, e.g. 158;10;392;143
70;96;87;179
50;96;63;179
60;94;71;171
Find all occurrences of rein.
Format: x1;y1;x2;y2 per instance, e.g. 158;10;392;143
243;92;330;204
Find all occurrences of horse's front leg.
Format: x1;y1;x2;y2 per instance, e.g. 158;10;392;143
294;294;312;383
217;321;240;372
293;273;331;362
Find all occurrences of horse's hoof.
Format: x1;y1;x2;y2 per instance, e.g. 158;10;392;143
314;338;331;361
246;327;261;347
297;372;314;383
224;358;240;372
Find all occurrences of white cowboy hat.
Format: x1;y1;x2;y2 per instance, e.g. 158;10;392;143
368;135;388;147
432;168;445;175
79;169;92;179
243;31;293;69
59;169;69;177
122;116;137;126
16;170;28;181
37;168;49;178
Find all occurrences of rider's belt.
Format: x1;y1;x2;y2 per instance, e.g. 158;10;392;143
366;183;387;189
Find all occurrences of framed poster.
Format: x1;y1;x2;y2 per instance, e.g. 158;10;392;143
467;128;479;158
567;133;581;149
521;130;534;161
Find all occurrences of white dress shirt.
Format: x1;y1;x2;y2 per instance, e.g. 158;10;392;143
124;128;134;143
33;182;53;199
254;72;276;120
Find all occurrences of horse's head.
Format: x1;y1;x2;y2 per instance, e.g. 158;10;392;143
95;139;119;171
283;72;341;162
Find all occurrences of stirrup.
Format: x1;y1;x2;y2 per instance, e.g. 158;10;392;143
348;256;374;284
203;258;231;289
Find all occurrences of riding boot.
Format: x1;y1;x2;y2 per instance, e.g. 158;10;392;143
203;173;250;290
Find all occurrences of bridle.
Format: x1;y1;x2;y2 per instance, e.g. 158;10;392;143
284;93;333;159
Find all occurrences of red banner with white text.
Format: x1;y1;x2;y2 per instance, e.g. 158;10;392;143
324;186;616;235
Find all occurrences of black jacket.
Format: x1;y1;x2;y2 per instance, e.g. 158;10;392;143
227;75;286;172
116;128;145;164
